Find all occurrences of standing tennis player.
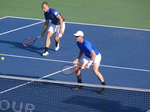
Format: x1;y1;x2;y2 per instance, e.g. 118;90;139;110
41;2;65;56
72;31;107;94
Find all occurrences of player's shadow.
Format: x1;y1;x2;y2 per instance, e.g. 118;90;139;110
0;40;55;55
63;95;145;112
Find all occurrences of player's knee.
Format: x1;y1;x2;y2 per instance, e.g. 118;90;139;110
47;31;53;37
76;70;81;76
93;69;98;74
54;36;60;42
76;70;80;74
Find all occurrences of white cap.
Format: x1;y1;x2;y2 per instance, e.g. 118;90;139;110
74;31;84;37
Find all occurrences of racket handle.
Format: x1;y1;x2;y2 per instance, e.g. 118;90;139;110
73;66;80;72
73;64;84;70
37;35;41;39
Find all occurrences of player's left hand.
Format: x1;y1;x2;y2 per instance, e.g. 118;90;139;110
84;65;90;69
73;59;78;64
41;33;45;37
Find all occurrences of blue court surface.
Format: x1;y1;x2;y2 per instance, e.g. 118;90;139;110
0;16;150;112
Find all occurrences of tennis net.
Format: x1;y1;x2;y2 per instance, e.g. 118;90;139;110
0;75;149;112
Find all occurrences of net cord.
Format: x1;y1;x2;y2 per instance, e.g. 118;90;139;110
0;75;149;92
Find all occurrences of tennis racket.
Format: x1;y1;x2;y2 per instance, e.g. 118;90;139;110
22;35;41;47
61;64;83;76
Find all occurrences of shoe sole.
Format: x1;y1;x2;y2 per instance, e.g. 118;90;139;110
42;53;49;56
55;46;60;51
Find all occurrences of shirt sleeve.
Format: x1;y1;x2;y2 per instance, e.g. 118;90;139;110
53;9;59;16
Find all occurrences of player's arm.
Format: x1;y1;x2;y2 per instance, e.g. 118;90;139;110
77;50;84;60
85;50;96;69
56;14;63;36
41;19;49;37
89;50;96;61
73;50;83;64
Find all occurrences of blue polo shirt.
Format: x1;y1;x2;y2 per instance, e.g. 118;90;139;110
77;40;100;58
44;8;64;25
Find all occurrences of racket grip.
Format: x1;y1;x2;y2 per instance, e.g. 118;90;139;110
73;66;80;72
37;35;41;39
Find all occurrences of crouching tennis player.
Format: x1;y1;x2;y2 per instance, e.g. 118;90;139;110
72;31;107;94
41;2;65;56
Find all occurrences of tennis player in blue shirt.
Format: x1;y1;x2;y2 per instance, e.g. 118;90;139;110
72;31;106;94
41;2;65;56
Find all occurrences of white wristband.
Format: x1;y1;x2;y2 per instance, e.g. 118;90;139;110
58;33;62;37
87;60;93;66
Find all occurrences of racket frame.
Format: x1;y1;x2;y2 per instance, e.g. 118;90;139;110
22;35;41;47
61;64;81;76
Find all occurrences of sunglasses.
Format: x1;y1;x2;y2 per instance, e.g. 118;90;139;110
75;36;80;38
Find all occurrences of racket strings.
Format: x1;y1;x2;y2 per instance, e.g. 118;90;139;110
62;66;74;74
61;65;75;75
23;38;34;47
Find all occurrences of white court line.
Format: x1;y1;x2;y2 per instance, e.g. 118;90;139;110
0;53;71;63
0;53;150;73
101;65;150;72
0;16;8;20
5;16;43;21
0;69;62;94
4;16;150;32
66;21;150;32
0;20;44;36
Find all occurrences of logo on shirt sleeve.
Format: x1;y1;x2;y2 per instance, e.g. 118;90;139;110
54;11;59;16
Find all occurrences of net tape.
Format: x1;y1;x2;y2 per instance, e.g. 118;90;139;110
0;75;149;92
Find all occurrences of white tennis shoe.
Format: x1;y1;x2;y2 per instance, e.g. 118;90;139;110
42;51;49;56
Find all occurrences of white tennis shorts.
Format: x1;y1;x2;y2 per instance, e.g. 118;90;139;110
81;53;102;65
48;22;65;38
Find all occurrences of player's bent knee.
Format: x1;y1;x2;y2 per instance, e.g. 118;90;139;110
93;69;99;74
47;31;53;37
54;36;60;42
76;70;80;74
76;70;81;76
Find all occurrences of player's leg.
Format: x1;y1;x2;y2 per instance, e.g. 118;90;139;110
76;62;86;82
93;63;105;84
93;54;107;94
42;31;53;56
71;62;86;90
42;23;55;56
54;36;60;51
54;22;65;51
